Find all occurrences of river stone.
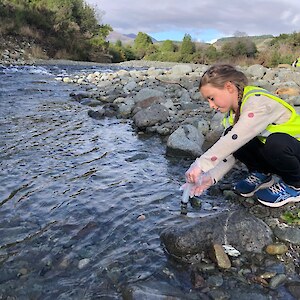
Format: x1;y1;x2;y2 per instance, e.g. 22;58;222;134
273;223;300;244
160;209;273;261
133;104;169;129
265;243;288;255
122;280;187;300
166;124;204;158
209;244;231;269
134;88;164;103
286;281;300;299
171;64;193;75
246;64;267;79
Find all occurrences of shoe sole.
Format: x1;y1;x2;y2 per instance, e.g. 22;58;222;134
258;196;300;208
235;178;275;197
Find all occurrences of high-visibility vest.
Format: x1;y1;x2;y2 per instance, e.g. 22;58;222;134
222;86;300;143
297;58;300;67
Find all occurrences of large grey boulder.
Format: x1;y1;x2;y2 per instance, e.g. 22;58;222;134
133;104;169;129
134;88;164;103
166;124;204;158
160;209;273;261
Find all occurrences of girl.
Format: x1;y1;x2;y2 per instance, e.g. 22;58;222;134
185;64;300;207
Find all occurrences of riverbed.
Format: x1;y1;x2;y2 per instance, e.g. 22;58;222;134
0;64;229;299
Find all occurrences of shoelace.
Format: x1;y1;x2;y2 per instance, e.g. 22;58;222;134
245;174;261;185
269;183;288;195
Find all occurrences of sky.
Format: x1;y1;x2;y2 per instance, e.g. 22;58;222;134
85;0;300;43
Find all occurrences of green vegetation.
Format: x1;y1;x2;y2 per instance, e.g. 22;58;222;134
281;209;300;225
0;0;112;61
1;1;300;66
110;31;300;67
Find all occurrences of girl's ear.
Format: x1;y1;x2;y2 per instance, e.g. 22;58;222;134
224;81;235;93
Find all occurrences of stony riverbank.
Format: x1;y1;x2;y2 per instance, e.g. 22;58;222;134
57;62;300;299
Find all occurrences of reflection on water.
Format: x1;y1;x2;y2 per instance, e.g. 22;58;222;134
0;65;224;298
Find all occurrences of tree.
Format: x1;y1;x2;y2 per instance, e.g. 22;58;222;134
180;34;196;55
133;32;153;58
160;39;176;52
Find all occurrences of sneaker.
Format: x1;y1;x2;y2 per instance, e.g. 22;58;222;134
234;172;274;197
255;181;300;207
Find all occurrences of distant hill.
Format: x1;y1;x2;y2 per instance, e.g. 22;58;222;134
213;35;274;51
107;31;157;44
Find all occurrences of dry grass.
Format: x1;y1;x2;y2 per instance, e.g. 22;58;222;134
54;49;72;60
26;45;48;59
19;25;41;40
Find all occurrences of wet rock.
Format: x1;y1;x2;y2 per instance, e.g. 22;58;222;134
273;223;300;245
122;280;187;300
209;244;231;269
133;104;169;129
191;270;206;289
78;258;90;269
160;209;273;261
286;281;300;299
269;274;287;289
80;99;102;107
265;243;288;255
206;274;224;287
70;92;92;101
166;124;204;158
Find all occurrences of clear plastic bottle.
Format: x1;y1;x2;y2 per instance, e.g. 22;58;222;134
180;175;203;215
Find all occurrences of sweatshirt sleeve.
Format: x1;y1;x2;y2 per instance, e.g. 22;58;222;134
195;94;291;173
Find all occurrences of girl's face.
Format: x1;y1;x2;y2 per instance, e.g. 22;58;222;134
200;82;238;113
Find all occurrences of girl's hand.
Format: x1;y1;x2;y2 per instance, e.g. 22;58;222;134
185;162;202;183
190;174;213;196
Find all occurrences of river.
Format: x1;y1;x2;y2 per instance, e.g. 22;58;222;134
0;64;227;299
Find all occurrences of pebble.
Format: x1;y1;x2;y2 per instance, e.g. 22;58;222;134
265;243;288;255
78;258;90;269
210;244;231;269
137;214;146;221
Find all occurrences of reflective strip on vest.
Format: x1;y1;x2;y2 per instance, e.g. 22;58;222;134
222;85;300;143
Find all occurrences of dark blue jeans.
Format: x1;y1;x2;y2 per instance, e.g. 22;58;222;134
233;133;300;188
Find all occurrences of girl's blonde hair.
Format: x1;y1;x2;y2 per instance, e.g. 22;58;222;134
199;64;248;102
199;64;248;124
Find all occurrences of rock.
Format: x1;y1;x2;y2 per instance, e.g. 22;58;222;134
80;99;102;107
276;87;300;96
206;275;224;287
122;280;187;300
166;124;204;158
133;96;164;114
133;104;169;129
210;244;231;269
273;223;300;245
246;64;267;79
137;214;146;221
78;258;90;269
160;209;273;261
123;81;137;93
269;274;287;289
171;64;193;75
286;281;300;299
134;88;164;103
265;243;288;255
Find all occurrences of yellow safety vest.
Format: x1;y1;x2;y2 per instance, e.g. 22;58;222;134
222;86;300;143
297;58;300;68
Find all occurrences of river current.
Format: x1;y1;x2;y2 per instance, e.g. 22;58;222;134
0;64;226;299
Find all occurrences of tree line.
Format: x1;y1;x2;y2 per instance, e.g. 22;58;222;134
110;31;300;67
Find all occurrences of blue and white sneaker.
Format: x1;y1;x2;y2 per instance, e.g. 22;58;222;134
255;181;300;207
234;172;274;197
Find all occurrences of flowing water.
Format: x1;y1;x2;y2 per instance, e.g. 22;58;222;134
0;64;226;299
